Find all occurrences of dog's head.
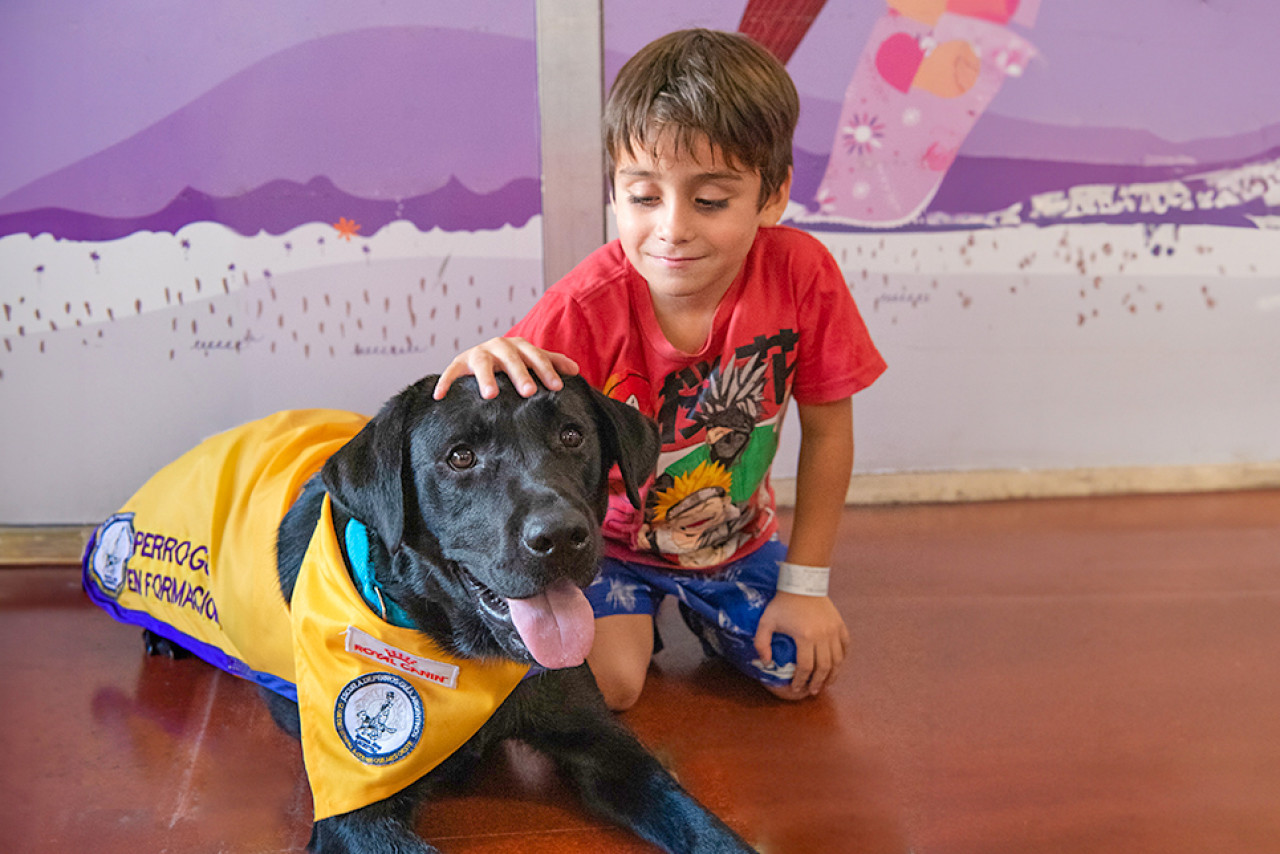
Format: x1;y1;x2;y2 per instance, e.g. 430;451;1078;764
321;374;659;669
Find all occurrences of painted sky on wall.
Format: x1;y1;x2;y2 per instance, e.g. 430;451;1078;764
6;0;1277;198
605;0;1280;151
0;1;535;200
2;0;1276;238
0;4;543;237
601;0;1279;230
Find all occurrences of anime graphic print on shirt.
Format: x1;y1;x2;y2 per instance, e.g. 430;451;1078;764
513;227;888;572
607;332;797;569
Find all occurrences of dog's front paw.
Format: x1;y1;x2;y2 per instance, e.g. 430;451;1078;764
310;816;441;854
142;629;192;659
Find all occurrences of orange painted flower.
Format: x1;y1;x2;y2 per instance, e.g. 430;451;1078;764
334;217;361;241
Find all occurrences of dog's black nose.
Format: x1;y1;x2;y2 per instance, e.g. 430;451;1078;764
522;516;592;559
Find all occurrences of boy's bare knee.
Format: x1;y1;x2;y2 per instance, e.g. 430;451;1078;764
596;672;646;712
588;613;655;711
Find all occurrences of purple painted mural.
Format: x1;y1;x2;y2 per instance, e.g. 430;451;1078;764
605;0;1280;233
0;27;541;240
2;1;1278;525
0;5;547;523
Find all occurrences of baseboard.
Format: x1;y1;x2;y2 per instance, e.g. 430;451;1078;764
0;526;94;567
772;461;1280;506
6;462;1280;566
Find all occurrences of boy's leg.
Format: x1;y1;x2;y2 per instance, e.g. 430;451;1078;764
588;614;657;712
674;540;802;695
585;559;661;711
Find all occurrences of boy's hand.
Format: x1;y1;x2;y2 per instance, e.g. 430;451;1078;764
433;336;580;400
754;591;850;699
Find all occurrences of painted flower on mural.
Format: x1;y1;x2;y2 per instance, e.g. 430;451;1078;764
334;217;361;241
995;45;1029;76
841;114;886;156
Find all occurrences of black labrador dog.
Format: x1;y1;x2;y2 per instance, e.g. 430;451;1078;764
146;374;755;854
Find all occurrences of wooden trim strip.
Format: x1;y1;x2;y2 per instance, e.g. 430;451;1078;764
7;462;1280;565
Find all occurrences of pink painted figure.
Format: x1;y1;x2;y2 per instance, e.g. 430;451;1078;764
814;0;1038;227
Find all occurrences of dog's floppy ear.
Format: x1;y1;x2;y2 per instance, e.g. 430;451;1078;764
580;378;660;509
322;378;431;551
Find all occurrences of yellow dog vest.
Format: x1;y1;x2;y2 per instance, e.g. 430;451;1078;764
83;410;529;820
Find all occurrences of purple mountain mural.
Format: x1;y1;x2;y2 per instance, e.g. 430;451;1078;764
959;114;1280;168
0;175;541;241
0;26;541;237
789;144;1279;231
4;26;1277;241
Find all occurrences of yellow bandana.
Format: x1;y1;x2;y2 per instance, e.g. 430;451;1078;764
83;409;530;821
293;495;529;820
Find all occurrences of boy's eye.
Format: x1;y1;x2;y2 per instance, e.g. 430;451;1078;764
624;194;729;210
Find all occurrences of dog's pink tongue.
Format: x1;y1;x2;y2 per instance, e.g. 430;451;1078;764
505;578;595;669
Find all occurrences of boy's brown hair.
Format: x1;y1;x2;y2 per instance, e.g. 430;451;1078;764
604;29;799;209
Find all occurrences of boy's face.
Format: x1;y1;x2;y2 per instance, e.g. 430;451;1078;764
612;133;790;313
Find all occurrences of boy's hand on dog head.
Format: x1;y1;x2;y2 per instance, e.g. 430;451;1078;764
434;336;580;400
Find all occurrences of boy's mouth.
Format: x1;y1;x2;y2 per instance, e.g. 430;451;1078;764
652;254;702;268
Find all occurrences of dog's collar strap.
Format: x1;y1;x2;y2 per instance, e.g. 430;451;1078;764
344;518;415;629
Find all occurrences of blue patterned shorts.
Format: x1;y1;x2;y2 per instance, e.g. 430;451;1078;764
585;539;797;687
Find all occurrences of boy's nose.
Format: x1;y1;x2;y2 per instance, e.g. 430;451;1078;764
655;201;694;244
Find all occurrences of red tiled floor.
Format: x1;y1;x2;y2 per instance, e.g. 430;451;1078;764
3;490;1280;853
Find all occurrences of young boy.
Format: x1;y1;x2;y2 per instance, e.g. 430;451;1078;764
434;29;885;710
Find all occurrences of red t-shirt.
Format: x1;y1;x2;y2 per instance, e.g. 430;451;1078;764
511;225;886;570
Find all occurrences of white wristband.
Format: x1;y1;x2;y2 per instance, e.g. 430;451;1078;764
776;562;830;597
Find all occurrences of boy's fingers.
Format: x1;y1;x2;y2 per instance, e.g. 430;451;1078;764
433;345;503;400
802;618;850;695
549;351;581;377
531;363;565;392
434;337;574;401
825;635;848;689
477;342;533;398
790;643;815;693
514;352;556;394
491;338;554;397
808;643;834;695
496;361;536;396
515;342;578;394
753;619;776;665
816;629;851;693
432;372;453;400
433;361;470;400
474;360;503;399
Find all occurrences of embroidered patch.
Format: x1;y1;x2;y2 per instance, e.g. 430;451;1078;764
334;672;424;765
344;626;460;689
88;513;135;598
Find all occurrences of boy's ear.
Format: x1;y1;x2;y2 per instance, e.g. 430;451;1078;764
759;166;793;226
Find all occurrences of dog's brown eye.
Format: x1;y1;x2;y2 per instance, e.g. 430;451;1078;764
447;446;477;470
560;426;584;448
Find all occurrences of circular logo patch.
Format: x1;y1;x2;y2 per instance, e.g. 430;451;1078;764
334;672;424;765
89;513;135;598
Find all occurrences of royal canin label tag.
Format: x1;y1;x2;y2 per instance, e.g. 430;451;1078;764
344;626;460;689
